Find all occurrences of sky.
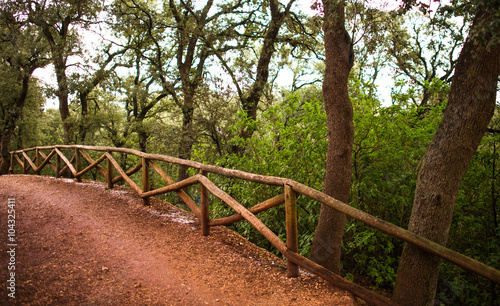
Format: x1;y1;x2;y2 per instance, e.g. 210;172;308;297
33;66;58;109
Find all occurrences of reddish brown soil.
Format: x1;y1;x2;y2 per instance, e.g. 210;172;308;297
0;175;357;305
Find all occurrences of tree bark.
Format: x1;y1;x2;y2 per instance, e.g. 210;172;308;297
393;10;500;305
309;0;354;274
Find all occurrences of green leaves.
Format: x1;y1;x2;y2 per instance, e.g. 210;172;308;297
193;86;326;256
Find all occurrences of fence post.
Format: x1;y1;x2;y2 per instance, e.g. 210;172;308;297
200;170;210;236
142;157;150;205
56;152;61;178
75;148;82;182
285;183;299;277
22;153;27;174
10;153;14;174
35;148;40;174
107;153;113;189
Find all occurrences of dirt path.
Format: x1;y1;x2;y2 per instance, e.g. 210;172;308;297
0;175;356;305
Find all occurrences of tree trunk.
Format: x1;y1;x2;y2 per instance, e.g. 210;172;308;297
138;126;148;153
0;75;30;174
230;0;295;154
309;0;354;274
240;0;285;124
393;11;500;305
53;50;73;144
178;101;195;182
79;90;89;143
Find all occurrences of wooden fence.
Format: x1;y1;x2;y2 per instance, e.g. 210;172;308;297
9;145;500;305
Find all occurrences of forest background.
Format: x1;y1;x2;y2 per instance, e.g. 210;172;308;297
1;0;499;304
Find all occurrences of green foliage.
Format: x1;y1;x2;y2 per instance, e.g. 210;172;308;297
0;71;47;150
194;78;455;292
194;86;327;256
19;104;61;148
343;223;399;288
193;79;448;292
351;78;446;224
340;78;446;289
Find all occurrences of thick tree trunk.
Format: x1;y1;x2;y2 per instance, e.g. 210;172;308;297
0;75;30;174
393;13;500;305
309;0;354;274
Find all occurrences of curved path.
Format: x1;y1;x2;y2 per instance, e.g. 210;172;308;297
0;175;356;305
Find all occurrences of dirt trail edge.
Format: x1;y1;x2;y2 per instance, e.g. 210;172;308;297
0;175;356;305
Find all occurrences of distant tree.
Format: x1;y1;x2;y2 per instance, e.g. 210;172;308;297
229;0;297;153
24;0;103;143
75;45;129;143
208;0;322;154
109;0;172;152
167;0;216;181
386;10;466;108
113;0;250;179
121;50;169;152
345;2;391;95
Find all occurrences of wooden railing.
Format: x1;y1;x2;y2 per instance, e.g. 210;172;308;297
9;145;500;305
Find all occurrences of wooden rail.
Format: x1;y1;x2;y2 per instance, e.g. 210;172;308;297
9;145;500;305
